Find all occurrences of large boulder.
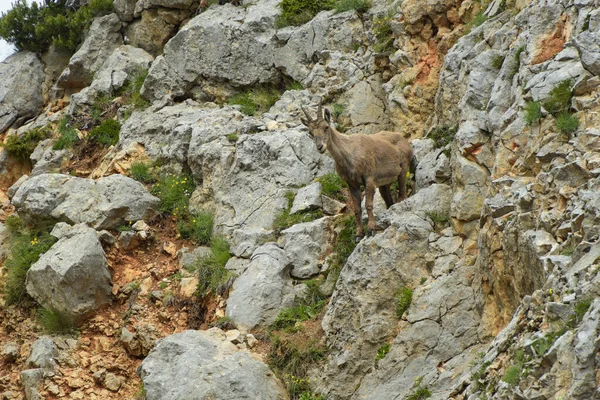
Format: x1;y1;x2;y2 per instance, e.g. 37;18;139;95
125;8;191;56
226;243;297;329
11;174;159;230
138;329;289;400
57;14;123;89
26;224;112;319
0;52;45;132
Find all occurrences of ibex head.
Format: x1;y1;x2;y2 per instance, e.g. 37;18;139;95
300;100;333;154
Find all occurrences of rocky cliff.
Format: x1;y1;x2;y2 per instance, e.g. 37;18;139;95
1;0;600;399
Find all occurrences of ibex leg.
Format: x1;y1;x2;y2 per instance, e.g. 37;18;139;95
365;180;376;235
349;186;364;241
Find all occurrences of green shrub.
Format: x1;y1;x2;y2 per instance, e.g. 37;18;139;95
555;112;579;134
0;0;113;53
396;286;413;318
373;15;394;53
574;299;592;322
376;343;390;361
276;0;335;27
425;211;450;231
129;161;157;184
268;335;328;381
226;133;238;142
4;230;56;304
4;215;26;234
491;54;505;69
228;87;280;116
531;330;565;357
502;349;525;386
88;119;121;147
317;173;347;202
335;0;371;13
195;237;233;298
119;68;150;110
53;117;79;150
272;282;328;332
542;80;573;115
273;191;323;232
428;125;456;150
150;173;195;215
509;45;526;79
523;101;542;126
465;11;487;33
2;126;50;161
177;212;214;245
38;307;76;334
406;386;432;400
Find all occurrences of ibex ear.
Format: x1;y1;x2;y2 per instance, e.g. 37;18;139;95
323;108;332;125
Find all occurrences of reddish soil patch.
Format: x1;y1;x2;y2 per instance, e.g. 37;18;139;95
531;14;570;65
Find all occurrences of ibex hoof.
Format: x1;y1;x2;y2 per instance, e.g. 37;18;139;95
355;235;364;243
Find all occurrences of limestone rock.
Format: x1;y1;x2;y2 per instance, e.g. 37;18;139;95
20;369;43;400
120;325;157;357
26;224;112;320
278;218;330;279
12;174;159;230
138;329;288;400
125;9;190;56
574;30;600;76
226;244;296;329
290;182;322;214
0;52;44;132
58;14;123;89
30;139;69;177
26;336;57;370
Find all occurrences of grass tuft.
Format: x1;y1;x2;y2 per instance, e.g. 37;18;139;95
195;237;233;299
376;343;390;361
491;54;505;69
335;0;371;13
276;0;335;27
273;191;323;232
129;161;157;184
228;87;281;116
555;112;579;134
317;173;347;202
272;281;328;332
88;119;121;147
151;173;195;215
523;101;542;126
428;125;456;150
396;286;413;318
542;79;573;116
38;307;76;334
2;126;50;161
177;212;214;245
53;117;79;150
502;349;524;386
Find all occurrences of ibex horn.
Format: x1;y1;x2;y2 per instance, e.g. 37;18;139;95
300;105;312;122
317;98;323;120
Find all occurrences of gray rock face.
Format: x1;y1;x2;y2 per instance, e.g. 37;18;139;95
138;329;288;400
26;336;57;370
278;217;331;279
69;45;153;112
58;14;123;88
316;211;434;399
30;139;69;177
114;0;137;21
125;9;190;56
26;224;112;319
415;148;451;189
12;174;159;230
20;369;43;400
574;31;600;76
226;243;296;329
0;52;44;132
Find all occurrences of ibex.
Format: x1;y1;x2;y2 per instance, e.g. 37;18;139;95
301;101;413;242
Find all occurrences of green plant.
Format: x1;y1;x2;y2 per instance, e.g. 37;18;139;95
332;103;345;119
531;330;565;357
273;191;324;232
406;377;432;400
396;286;413;318
317;173;347;202
335;0;371;13
195;237;233;298
4;215;26;234
53;117;79;150
226;133;239;142
376;343;390;361
502;349;525;386
117;224;133;232
425;211;450;231
471;360;492;382
523;101;542;126
373;15;394;53
177;212;214;245
327;214;357;278
509;45;525;79
272;281;328;332
574;299;592;322
228;87;280;116
88;119;121;147
268;335;328;385
542;80;573;115
287;80;304;91
2;126;50;161
135;382;146;399
466;11;487;34
555;112;579;135
129;161;156;184
151;173;195;215
214;316;237;330
38;307;76;334
90;94;112;124
3;229;56;304
276;0;335;28
119;68;150;110
428;125;456;150
491;54;505;69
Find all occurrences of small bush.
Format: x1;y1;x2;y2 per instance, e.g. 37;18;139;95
396;286;413;318
574;299;592;322
38;307;76;334
428;125;456;150
531;330;565;357
276;0;335;27
406;377;432;400
119;68;150;110
373;15;394;53
523;101;542;126
335;0;371;13
555;112;579;134
268;335;328;381
226;133;238;142
376;343;390;361
129;161;156;184
542;80;573;115
4;215;26;234
491;54;505;69
53;117;79;150
502;349;525;386
150;173;195;215
286;80;304;91
4;229;56;304
177;212;213;245
88;119;121;147
228;87;280;116
195;237;233;298
317;173;347;202
2;126;50;161
272;281;327;332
